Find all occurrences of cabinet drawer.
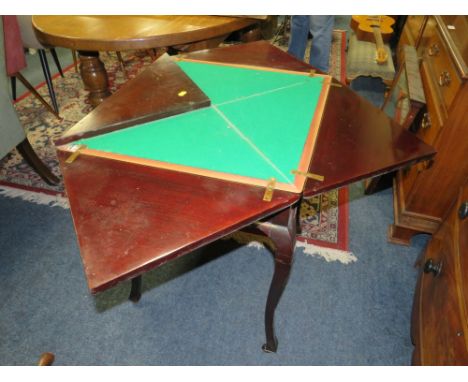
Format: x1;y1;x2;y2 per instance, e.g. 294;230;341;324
416;61;446;145
406;16;427;46
423;27;462;110
419;228;468;365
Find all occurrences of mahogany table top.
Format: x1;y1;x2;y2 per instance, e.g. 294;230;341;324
32;15;257;51
56;41;435;293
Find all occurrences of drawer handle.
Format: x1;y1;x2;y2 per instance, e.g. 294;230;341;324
459;202;468;220
439;71;451;87
428;43;440;56
421;112;431;130
424;258;442;277
416;159;434;173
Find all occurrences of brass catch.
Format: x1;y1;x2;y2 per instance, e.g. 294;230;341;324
291;169;325;182
65;144;86;164
263;178;276;202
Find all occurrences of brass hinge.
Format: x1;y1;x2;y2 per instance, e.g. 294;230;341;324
309;69;316;77
263;178;276;202
291;169;325;182
65;144;86;164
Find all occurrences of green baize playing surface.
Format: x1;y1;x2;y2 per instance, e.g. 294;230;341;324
76;61;325;185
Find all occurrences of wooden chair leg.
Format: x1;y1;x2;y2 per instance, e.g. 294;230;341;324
71;50;79;73
15;72;60;119
50;48;64;77
38;49;59;114
129;275;142;303
116;51;128;79
147;49;158;61
16;138;60;186
38;352;55;366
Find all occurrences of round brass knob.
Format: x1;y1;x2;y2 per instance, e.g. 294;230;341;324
421;112;431;130
439;71;451;87
428;43;440;56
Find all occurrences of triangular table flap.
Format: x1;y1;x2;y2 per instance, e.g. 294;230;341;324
55;54;211;145
58;149;299;293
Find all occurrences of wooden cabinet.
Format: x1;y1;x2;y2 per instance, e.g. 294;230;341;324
389;16;468;245
411;183;468;365
397;16;427;64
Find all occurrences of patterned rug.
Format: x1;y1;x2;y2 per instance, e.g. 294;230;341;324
275;29;351;257
0;50;159;195
0;31;350;258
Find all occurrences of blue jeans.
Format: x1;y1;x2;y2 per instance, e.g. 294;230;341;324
287;16;334;72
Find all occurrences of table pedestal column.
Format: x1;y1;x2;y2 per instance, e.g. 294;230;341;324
78;51;111;107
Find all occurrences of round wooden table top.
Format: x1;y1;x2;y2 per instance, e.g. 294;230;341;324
32;15;257;51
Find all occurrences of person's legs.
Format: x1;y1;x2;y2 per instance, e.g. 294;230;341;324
287;16;310;61
308;15;334;72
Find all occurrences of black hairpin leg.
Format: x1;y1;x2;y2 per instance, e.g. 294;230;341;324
11;76;17;100
50;48;64;77
38;49;59;114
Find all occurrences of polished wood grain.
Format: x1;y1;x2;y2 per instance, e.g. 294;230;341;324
389;16;468;245
32;16;257;106
57;150;299;293
412;184;468;365
256;204;299;352
390;16;468;245
33;16;257;52
57;41;435;352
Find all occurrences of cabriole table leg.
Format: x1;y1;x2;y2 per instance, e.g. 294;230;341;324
256;202;298;353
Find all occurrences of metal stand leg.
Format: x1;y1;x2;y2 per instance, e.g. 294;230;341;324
15;72;60;119
50;48;64;77
11;76;16;100
38;49;59;113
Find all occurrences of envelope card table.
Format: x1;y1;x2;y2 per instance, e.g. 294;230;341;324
56;41;435;353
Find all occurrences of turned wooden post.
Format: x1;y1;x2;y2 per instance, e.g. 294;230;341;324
78;51;111;107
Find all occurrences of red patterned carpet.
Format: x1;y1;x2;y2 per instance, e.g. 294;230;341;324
295;30;350;254
0;50;157;194
0;32;349;255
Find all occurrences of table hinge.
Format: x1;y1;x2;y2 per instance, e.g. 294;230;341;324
65;144;86;164
263;178;276;202
291;169;325;182
308;69;316;77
